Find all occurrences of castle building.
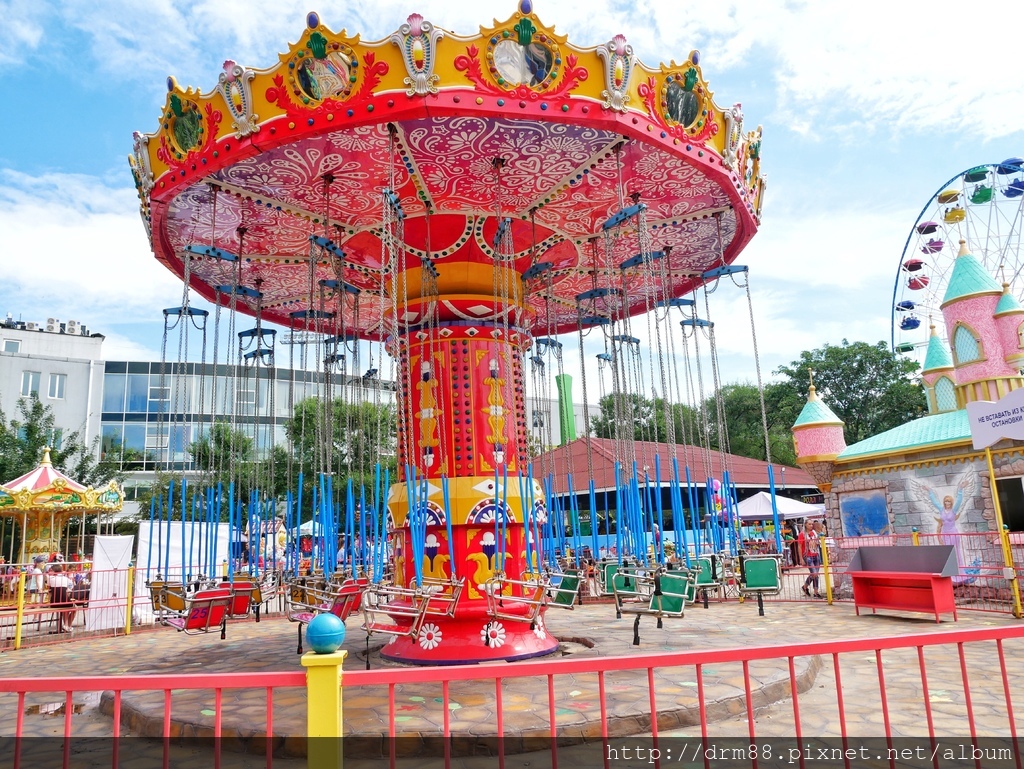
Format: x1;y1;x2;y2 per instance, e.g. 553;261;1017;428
791;241;1024;575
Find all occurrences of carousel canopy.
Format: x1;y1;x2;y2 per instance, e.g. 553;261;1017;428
0;448;124;514
131;2;766;337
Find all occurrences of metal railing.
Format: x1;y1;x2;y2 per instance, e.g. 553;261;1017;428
3;624;1023;768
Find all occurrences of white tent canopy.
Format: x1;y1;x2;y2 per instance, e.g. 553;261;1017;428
736;492;825;522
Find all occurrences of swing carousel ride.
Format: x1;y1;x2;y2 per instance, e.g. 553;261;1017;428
130;2;766;663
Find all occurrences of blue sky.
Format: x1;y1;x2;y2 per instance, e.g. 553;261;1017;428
1;0;1022;391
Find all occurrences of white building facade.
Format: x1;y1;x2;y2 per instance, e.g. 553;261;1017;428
0;317;105;451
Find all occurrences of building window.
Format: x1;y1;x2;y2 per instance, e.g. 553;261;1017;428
101;425;124;460
48;428;63;450
145;425;170;450
102;372;126;412
3;339;20;353
148;385;170;413
935;376;957;412
952;324;982;365
20;370;40;397
48;373;66;400
126;374;148;413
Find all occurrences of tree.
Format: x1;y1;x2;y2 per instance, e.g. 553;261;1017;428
0;396;139;556
286;397;397;491
0;397;129;487
591;394;701;444
707;382;798;466
187;421;288;501
773;339;926;446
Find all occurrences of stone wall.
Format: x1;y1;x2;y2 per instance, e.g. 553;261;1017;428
826;446;1018;539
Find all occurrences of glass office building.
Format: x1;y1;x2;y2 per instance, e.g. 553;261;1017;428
99;361;396;471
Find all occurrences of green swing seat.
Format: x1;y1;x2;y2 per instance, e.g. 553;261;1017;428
739;556;782;616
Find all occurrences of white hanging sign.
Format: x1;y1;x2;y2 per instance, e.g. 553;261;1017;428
966;387;1024;449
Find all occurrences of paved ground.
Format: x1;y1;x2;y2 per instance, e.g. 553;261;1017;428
1;597;1022;768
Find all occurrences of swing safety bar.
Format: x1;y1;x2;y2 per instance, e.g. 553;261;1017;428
286;576;367;654
156;587;235;639
483;574;547;624
360;577;465;640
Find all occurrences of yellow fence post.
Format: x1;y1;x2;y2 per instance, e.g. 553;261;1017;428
999;525;1023;619
820;538;833;605
13;571;26;650
124;566;135;636
912;528;920;546
986;447;1023;618
302;649;347;769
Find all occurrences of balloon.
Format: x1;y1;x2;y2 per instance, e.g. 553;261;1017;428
712;479;722;492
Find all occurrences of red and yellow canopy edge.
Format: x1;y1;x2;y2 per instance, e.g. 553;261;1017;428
0;449;124;514
130;4;765;224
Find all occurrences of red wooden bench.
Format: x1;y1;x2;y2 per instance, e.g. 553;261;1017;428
848;545;959;623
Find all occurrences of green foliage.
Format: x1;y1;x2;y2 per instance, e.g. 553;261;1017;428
591;393;700;444
588;338;921;465
285;397;397;491
773;339;926;446
0;397;130;487
708;382;797;466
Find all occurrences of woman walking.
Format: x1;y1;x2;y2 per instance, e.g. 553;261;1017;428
800;520;824;599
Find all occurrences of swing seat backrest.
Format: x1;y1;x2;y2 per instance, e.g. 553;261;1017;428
160;583;188;613
233;573;265;604
695;558;718;586
289;583;308;604
220;582;255;617
550;573;580;606
601;562;619;591
611;571;635;594
329;579;368;621
148;580;166;612
174;588;232;633
649;572;691;615
683;570;699;603
336;578;366;611
741;558;780;593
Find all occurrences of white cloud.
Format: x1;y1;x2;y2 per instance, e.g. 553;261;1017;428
0;170;183;327
100;330;164;361
637;0;1024;141
0;0;48;65
8;0;1022;142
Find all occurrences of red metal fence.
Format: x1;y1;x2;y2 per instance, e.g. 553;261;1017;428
0;565;288;650
827;532;1019;615
2;624;1023;768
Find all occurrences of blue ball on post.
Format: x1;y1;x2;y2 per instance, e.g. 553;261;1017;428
305;613;346;654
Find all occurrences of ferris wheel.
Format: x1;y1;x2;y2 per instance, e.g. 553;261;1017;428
891;157;1024;359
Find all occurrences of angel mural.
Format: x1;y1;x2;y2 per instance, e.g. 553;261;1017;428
909;472;979;583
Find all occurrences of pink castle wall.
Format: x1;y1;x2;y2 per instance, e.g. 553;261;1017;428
996;313;1024;364
942;294;1018;383
794;425;846;458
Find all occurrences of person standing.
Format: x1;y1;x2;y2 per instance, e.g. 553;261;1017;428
47;564;73;633
29;556;46;603
800;520;824;598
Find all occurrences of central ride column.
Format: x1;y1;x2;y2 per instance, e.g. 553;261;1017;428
383;257;558;664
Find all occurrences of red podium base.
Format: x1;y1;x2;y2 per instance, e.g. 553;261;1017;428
378;610;559;665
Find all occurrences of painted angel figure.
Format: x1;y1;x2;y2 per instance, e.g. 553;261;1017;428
909;473;977;580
